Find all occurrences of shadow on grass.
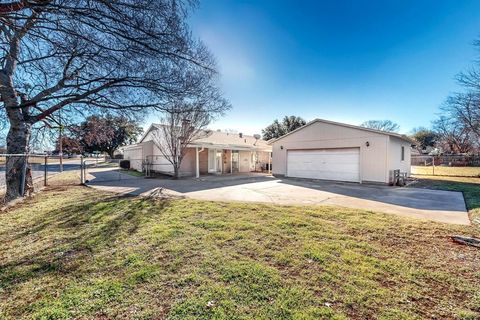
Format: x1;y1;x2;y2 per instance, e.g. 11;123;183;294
0;191;171;290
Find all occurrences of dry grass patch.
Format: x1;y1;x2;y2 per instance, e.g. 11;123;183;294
0;177;479;319
412;166;480;177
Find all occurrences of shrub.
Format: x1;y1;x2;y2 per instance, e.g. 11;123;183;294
119;160;130;169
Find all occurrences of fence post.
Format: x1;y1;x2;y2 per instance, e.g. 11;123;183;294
44;155;48;186
20;155;27;196
432;156;435;176
80;156;84;184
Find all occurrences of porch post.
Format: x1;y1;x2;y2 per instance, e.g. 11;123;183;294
195;147;200;178
230;149;233;174
268;152;271;174
213;148;217;173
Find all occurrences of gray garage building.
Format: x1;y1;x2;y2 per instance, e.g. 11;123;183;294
270;119;413;184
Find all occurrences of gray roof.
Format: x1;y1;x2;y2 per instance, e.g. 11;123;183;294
140;124;271;151
189;130;271;151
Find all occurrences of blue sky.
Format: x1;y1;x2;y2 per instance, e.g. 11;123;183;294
163;0;480;135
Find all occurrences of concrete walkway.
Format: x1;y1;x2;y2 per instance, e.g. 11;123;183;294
86;167;470;225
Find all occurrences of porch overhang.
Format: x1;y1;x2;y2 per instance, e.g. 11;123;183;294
188;142;272;153
191;143;272;178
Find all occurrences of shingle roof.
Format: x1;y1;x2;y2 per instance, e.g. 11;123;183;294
190;130;271;151
141;124;271;151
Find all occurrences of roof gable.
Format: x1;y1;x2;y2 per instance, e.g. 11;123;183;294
269;118;415;144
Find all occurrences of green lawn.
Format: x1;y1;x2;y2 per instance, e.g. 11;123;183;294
411;175;480;225
120;169;145;177
0;175;479;319
412;166;480;177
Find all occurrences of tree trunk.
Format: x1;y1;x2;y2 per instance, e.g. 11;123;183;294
173;165;179;179
4;122;32;202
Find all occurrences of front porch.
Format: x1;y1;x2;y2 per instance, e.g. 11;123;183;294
193;147;272;178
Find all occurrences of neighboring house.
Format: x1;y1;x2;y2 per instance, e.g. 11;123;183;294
123;124;272;177
412;145;437;155
269;118;414;184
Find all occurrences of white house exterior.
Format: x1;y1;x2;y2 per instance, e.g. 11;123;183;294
270;119;414;184
123;124;272;177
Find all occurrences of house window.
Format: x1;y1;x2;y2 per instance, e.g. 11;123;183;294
401;146;405;161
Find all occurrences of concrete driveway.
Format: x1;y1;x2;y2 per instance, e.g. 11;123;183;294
86;167;470;225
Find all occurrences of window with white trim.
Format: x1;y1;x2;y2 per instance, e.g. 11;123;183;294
401;146;405;161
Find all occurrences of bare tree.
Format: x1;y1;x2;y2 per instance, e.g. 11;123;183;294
0;0;222;201
435;40;480;154
433;116;476;154
360;120;400;132
152;91;229;178
441;90;480;140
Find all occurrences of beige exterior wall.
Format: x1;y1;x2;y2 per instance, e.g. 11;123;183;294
178;148;196;176
123;145;143;171
271;121;394;183
125;138;270;176
142;130;155;143
253;151;271;171
148;142;174;175
387;136;412;182
239;151;251;172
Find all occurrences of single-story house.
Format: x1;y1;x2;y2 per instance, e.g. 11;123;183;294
269;118;414;184
123;124;272;177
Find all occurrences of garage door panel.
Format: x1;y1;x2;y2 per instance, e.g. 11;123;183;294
289;163;359;173
287;148;360;182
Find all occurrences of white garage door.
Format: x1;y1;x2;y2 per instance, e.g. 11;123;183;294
287;148;360;182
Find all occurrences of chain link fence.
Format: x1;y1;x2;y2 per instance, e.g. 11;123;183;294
411;155;480;177
0;154;109;196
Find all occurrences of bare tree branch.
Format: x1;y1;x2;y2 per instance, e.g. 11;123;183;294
0;0;228;201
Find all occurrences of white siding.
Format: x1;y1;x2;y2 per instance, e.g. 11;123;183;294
123;146;143;171
287;148;360;182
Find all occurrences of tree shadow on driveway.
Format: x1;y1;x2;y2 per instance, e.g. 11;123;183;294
87;169;467;214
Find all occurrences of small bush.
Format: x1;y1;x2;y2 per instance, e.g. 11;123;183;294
119;160;130;169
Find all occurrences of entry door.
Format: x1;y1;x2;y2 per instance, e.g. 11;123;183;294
287;148;360;182
231;151;239;173
208;149;216;173
215;150;222;173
